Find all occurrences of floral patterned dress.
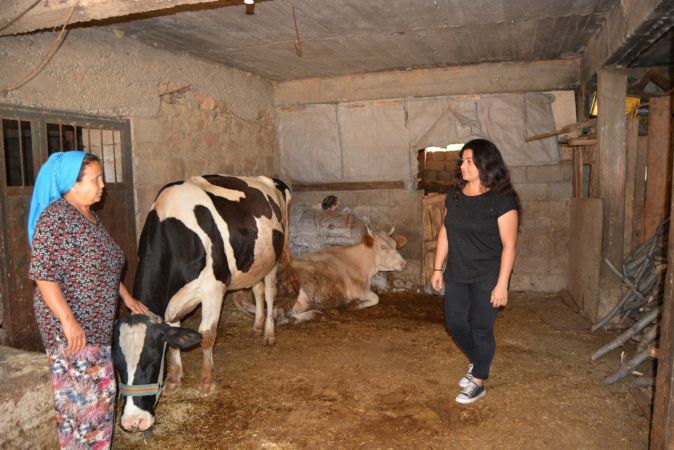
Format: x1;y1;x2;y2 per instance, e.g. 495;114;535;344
29;198;124;450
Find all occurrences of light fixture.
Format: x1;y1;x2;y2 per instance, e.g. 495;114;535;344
244;0;255;15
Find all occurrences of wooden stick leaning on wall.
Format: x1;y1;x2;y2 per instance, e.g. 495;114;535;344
525;118;597;143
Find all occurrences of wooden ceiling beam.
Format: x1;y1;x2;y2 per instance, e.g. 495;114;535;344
581;0;674;81
0;0;251;37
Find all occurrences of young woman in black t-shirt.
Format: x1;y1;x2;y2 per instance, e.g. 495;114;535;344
430;138;520;404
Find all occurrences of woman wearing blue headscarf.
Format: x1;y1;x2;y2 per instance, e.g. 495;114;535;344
28;151;148;449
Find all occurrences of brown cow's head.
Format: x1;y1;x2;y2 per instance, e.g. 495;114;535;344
366;226;407;272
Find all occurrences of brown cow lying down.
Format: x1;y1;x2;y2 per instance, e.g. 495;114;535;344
235;228;407;324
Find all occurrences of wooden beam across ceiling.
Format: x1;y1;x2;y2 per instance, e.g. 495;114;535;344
0;0;255;37
581;0;674;81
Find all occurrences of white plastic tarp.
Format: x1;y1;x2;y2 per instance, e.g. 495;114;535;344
277;93;560;184
407;96;482;150
337;100;409;181
278;104;342;183
477;93;559;166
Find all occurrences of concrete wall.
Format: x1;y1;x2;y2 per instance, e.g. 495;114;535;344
0;28;277;231
510;159;573;291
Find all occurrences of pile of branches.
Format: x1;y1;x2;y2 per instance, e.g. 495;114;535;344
591;218;669;387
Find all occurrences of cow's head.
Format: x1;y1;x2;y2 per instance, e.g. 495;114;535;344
112;312;201;432
365;226;408;272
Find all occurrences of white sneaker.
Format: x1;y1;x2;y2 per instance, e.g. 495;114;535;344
458;364;474;388
455;380;486;404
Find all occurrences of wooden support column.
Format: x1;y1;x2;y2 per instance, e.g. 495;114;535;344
624;119;639;256
596;68;627;319
650;111;674;447
632;135;649;250
644;95;673;238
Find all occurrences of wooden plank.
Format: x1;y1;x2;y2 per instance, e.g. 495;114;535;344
0;0;254;36
631;135;648;250
650;131;674;447
644;95;673;238
567;198;603;322
650;130;674;448
623;119;639;257
596;69;627;320
572;147;583;198
292;181;405;192
525;118;596;143
559;288;580;313
567;138;597;146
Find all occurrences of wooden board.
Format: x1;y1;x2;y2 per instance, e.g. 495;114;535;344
292;181;405;192
567;198;603;322
632;136;648;250
644;95;673;238
623;119;639;257
650;137;674;448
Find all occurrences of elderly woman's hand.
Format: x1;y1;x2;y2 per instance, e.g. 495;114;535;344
124;296;149;314
119;282;150;314
62;316;86;354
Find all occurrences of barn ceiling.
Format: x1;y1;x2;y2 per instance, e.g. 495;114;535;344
111;0;622;81
3;0;673;82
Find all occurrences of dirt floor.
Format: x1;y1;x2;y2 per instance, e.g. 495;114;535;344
112;291;650;450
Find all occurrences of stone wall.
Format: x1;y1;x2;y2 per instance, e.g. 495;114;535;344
0;28;277;232
0;346;58;449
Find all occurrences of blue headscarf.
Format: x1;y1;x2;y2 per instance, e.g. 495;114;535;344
27;151;86;247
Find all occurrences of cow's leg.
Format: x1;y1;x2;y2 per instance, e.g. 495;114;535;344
356;291;380;309
198;284;226;394
290;288;322;323
165;324;183;392
163;283;203;391
262;265;278;345
252;281;265;335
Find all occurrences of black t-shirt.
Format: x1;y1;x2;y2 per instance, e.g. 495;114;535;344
443;188;517;284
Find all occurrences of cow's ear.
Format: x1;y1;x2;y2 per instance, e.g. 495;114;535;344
393;234;407;249
165;327;202;349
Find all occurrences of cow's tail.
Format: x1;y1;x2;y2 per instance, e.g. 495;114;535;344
280;191;300;293
271;179;300;309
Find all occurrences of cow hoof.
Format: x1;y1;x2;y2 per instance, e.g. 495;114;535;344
263;335;276;346
164;381;182;392
199;382;215;395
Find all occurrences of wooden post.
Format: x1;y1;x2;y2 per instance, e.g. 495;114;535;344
650;98;674;447
624;119;639;257
644;95;673;238
632;135;648;251
596;68;627;320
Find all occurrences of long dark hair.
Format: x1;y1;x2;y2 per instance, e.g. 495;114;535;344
457;138;522;218
76;152;101;181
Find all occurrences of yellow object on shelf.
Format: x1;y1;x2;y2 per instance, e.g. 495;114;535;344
590;94;641;119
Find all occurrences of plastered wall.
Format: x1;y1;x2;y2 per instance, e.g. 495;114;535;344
0;28;277;232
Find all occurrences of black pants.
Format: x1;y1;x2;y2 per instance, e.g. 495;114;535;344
443;278;498;380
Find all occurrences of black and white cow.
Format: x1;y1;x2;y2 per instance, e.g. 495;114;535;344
113;175;291;432
113;313;201;432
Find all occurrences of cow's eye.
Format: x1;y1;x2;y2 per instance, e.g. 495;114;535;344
381;245;387;250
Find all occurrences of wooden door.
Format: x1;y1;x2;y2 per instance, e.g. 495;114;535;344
0;105;136;351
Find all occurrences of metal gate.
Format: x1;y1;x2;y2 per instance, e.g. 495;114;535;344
0;105;136;351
